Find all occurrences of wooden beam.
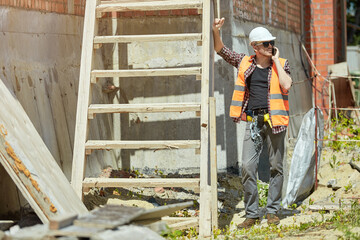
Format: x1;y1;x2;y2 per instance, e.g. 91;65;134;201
85;140;200;150
199;0;213;237
71;0;99;199
90;67;201;83
134;201;193;222
168;218;199;230
161;216;198;225
96;1;203;15
49;214;78;230
88;103;201;116
94;33;202;44
0;79;88;223
209;97;218;230
82;178;200;189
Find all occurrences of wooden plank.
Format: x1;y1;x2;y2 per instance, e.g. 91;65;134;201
94;33;202;44
309;204;341;212
49;213;78;230
0;220;15;231
161;216;198;225
199;0;213;237
85;140;200;150
168;218;199;230
91;67;201;83
0;79;88;223
82;178;200;189
0;149;47;222
134;201;193;221
71;0;99;199
96;0;203;15
209;97;218;230
88;103;201;117
74;205;145;229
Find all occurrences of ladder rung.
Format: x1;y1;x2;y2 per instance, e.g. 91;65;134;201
82;178;200;189
85;140;201;150
88;103;201;116
97;1;203;14
91;67;201;82
94;33;202;44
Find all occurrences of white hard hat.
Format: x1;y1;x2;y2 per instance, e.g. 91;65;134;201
249;27;276;44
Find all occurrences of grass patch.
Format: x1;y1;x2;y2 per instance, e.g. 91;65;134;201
162;200;360;239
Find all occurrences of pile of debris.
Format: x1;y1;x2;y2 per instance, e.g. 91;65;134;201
2;202;194;240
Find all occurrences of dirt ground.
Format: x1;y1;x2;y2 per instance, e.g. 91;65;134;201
81;145;360;239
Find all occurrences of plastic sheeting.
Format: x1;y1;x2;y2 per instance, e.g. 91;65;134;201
282;108;324;208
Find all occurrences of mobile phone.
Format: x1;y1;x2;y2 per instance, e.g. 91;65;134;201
272;48;277;56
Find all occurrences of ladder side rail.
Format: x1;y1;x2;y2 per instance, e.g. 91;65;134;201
209;97;218;230
199;0;213;238
71;0;100;199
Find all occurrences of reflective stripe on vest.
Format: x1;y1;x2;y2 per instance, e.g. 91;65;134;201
229;56;252;118
229;56;289;127
269;58;289;126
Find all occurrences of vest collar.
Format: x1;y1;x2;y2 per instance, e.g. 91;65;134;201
249;55;274;69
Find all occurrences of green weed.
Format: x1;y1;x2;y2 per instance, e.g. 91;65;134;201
257;180;269;208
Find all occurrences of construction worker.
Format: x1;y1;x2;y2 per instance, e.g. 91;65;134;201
212;18;292;229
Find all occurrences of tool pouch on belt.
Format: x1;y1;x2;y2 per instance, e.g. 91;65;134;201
257;114;265;128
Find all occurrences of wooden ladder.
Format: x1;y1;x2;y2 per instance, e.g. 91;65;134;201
71;0;217;237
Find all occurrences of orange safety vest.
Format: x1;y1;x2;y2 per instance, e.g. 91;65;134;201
230;56;289;127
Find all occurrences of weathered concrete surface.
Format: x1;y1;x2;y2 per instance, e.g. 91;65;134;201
97;16;204;174
0;7;117;182
0;7;116;217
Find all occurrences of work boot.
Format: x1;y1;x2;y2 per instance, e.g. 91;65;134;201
267;213;280;225
237;218;260;229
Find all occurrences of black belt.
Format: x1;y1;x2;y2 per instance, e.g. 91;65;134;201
250;108;268;116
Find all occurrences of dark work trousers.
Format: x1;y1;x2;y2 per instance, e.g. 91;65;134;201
241;121;286;219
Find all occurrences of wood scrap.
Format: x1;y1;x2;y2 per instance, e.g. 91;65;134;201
0;220;15;231
309;203;352;212
0;78;88;223
133;201;193;222
73;205;145;229
49;214;78;230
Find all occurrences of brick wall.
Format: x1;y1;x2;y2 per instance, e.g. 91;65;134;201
303;0;346;113
305;0;336;77
233;0;301;33
0;0;85;15
112;9;199;18
0;0;203;17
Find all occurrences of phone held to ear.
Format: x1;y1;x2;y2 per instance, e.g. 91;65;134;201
272;48;277;56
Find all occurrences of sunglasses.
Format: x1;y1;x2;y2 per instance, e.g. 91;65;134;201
256;40;275;48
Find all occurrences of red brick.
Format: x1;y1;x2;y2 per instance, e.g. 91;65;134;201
146;11;157;16
188;9;198;15
133;11;145;17
319;25;334;31
123;11;133;18
159;10;170;16
171;9;182;16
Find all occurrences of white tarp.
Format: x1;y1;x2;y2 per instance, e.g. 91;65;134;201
282;108;324;208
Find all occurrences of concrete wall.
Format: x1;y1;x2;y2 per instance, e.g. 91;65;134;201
0;6;120;181
96;16;203;174
0;0;85;15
